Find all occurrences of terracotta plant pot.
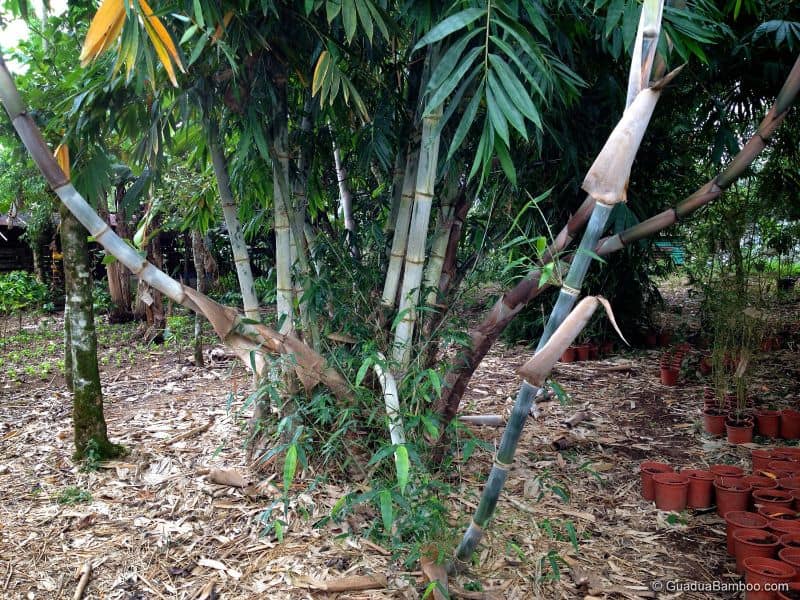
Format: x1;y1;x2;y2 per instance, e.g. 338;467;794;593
780;533;800;551
777;582;800;599
755;489;796;512
747;476;782;491
588;343;599;360
699;356;712;375
704;409;727;437
712;464;746;482
734;528;780;574
660;366;679;386
756;410;782;438
779;478;800;492
727;417;755;444
683;469;714;509
640;462;673;501
652;472;689;511
771;461;800;475
770;519;800;538
725;511;770;556
744;557;796;599
600;340;613;356
716;478;754;517
560;346;577;362
576;344;591;361
782;410;800;440
779;547;800;582
754;449;778;473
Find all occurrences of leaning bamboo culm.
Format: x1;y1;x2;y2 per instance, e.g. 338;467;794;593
436;52;800;434
454;297;614;564
451;0;666;568
0;54;351;402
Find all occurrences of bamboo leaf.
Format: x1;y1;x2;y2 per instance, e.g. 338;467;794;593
355;356;373;386
326;0;341;23
424;46;481;116
604;0;624;38
436;67;479;135
192;0;204;28
342;1;357;42
354;0;373;42
425;28;481;95
488;54;541;129
412;7;485;51
447;80;482;160
379;489;393;534
468;119;490;181
395;445;409;495
312;50;331;98
494;137;516;187
486;86;510;146
283;443;298;493
364;0;389;41
488;70;527;139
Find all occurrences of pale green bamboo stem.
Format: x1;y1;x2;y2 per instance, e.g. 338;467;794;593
422;190;455;307
207;118;260;320
332;136;359;259
392;103;443;367
272;114;295;335
382;149;419;308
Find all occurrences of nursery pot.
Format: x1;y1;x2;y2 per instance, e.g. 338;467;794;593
600;340;614;356
712;464;746;482
588;343;599;360
755;489;796;512
782;410;800;440
754;450;778;473
756;410;782;438
778;583;800;600
727;417;755;444
725;511;770;556
576;344;591;361
560;347;577;363
660;366;679;387
640;462;673;502
652;472;689;511
779;547;800;582
770;461;800;476
744;557;796;600
683;469;715;509
779;533;800;551
704;409;727;437
747;476;781;491
716;478;754;517
779;478;800;492
734;528;780;575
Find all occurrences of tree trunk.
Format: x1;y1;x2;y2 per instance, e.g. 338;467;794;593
59;204;121;461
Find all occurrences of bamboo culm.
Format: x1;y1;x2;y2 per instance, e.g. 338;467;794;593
381;149;418;308
207;118;260;321
392;103;443;368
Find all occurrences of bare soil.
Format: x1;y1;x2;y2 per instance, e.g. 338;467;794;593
0;285;798;599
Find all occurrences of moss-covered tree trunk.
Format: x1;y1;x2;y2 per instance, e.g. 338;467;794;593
59;204;121;461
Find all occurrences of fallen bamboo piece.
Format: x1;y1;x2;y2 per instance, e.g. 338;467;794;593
551;436;576;451
458;415;505;427
298;574;388;592
562;411;590;429
164;417;214;444
72;562;92;600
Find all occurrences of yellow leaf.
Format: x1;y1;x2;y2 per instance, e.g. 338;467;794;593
312;51;330;97
54;144;70;180
80;0;126;66
138;0;185;74
142;17;177;86
212;11;234;43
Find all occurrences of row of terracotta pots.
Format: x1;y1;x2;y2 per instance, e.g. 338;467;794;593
644;329;672;348
560;340;614;362
703;408;800;441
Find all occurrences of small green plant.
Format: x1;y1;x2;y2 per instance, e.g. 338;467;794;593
81;439;103;472
57;486;93;505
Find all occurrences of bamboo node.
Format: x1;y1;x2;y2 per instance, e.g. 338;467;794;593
493;454;513;471
469;519;484;534
93;222;111;240
415;191;434;199
561;284;581;297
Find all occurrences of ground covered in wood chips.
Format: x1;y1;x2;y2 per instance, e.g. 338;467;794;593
1;283;799;600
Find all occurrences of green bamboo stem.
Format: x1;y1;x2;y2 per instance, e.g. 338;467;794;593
382;148;419;308
272;110;295;335
332;136;360;260
422;188;455;308
207;117;260;321
392;102;443;367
